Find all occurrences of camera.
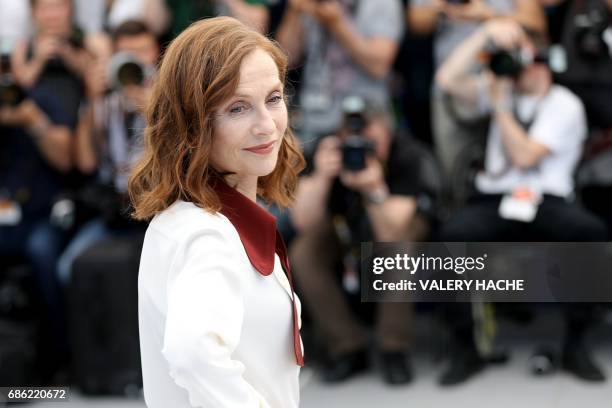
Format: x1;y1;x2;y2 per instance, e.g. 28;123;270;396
340;96;374;171
487;48;549;77
107;52;153;90
0;55;25;108
573;8;612;61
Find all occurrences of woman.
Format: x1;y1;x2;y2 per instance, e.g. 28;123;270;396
129;17;305;408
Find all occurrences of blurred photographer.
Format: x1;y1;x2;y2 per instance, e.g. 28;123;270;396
557;0;612;230
408;0;546;181
56;20;158;286
10;0;90;127
435;19;608;385
558;0;612;128
0;52;73;380
276;0;404;143
290;96;425;385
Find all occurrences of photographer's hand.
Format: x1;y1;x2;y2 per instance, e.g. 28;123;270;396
33;36;61;64
10;37;59;88
56;41;89;78
84;58;108;100
312;135;342;181
0;100;41;128
339;156;386;196
483;18;527;50
312;0;344;28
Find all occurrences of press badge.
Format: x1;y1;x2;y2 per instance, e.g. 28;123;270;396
0;199;22;226
498;186;541;223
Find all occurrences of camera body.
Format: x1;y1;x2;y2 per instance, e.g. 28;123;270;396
341;135;374;171
0;55;25;108
487;48;549;77
107;52;152;90
339;96;375;171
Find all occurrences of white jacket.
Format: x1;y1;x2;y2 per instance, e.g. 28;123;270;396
138;190;302;407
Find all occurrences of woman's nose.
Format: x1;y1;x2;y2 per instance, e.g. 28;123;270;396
252;107;276;137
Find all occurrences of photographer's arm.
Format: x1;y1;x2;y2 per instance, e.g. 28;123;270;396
366;193;418;242
276;2;307;67
340;158;417;241
290;136;341;232
28;105;72;173
75;62;109;174
407;0;445;35
290;173;334;232
434;26;489;105
0;101;72;172
74;103;98;174
495;107;550;169
511;0;546;35
11;41;47;89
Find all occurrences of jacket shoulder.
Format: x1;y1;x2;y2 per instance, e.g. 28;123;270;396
148;201;234;243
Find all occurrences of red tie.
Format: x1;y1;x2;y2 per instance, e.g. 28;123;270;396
275;231;305;367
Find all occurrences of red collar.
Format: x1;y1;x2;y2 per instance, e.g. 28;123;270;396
212;179;283;276
212;179;305;367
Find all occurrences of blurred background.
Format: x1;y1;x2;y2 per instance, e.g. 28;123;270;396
0;0;611;406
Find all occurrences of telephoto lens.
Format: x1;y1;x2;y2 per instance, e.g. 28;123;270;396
107;52;151;90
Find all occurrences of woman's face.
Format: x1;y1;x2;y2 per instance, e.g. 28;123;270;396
211;48;287;191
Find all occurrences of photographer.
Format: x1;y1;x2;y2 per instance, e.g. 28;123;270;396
290;97;424;385
10;0;90;127
435;19;608;385
56;20;158;285
557;0;612;230
408;0;546;179
0;54;73;380
557;0;612;130
276;0;404;141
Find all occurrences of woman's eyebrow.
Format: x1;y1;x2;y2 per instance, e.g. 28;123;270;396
232;82;283;99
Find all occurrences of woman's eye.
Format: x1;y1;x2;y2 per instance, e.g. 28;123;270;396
268;95;282;104
229;104;247;114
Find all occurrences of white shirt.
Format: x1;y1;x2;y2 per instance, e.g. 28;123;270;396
138;200;301;408
476;85;587;198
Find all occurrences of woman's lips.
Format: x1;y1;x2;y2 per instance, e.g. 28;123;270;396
244;140;275;154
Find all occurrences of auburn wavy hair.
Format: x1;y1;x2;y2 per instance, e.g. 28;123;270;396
128;17;305;220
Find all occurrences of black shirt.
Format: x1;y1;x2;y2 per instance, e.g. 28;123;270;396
0;89;72;219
